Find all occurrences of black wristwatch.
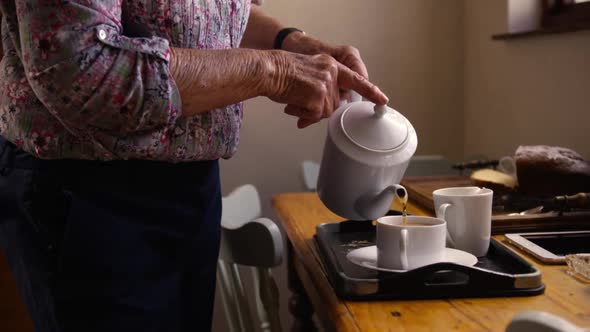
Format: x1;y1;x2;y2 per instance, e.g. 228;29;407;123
273;27;305;50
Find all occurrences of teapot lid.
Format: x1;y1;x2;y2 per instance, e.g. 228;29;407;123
341;103;409;152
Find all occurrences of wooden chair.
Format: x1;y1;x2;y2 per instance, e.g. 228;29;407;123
217;184;283;332
301;160;320;191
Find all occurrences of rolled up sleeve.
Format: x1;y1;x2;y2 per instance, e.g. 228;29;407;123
16;0;181;136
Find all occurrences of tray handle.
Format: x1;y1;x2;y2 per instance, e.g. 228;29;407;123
379;262;515;292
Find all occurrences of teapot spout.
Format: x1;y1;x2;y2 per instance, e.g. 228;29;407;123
354;185;407;220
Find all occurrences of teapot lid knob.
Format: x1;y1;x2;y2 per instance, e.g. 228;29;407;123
340;103;410;152
374;104;388;118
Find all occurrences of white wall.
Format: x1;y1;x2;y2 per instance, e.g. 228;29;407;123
220;0;464;217
215;1;590;330
227;0;590;231
464;1;590;160
215;1;464;331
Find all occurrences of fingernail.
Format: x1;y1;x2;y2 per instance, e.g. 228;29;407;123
377;87;389;104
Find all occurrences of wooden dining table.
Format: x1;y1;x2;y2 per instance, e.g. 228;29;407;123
272;192;590;332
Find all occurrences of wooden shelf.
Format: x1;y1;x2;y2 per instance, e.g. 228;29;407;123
494;2;590;40
492;24;590;40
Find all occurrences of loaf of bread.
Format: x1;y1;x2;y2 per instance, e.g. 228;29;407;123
470;168;517;193
515;145;590;197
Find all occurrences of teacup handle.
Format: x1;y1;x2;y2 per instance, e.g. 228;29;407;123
437;203;457;248
400;228;409;270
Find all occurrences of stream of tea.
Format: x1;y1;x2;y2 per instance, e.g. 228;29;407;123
397;188;408;225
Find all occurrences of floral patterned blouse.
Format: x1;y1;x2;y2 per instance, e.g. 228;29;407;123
0;0;251;161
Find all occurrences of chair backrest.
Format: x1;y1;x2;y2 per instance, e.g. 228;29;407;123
218;184;283;332
301;160;320;191
221;184;261;229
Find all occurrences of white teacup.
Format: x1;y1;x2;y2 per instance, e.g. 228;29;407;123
433;186;493;257
376;215;447;270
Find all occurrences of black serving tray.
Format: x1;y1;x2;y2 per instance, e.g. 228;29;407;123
314;211;545;301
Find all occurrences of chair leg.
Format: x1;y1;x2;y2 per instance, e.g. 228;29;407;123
229;263;256;332
217;261;241;332
253;267;282;332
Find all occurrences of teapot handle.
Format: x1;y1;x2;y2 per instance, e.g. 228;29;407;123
350;90;362;102
339;90;363;107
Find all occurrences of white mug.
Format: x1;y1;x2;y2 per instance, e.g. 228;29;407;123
506;310;586;332
498;156;517;178
433;186;493;257
376;215;447;270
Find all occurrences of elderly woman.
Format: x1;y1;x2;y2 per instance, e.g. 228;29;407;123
0;1;387;331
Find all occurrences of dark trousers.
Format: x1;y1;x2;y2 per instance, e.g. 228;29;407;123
0;137;222;332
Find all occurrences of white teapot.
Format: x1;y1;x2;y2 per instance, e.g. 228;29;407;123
316;92;417;220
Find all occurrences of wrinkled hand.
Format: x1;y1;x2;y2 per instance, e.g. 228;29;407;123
282;33;370;79
330;45;368;79
277;33;385;127
266;51;388;128
329;45;370;103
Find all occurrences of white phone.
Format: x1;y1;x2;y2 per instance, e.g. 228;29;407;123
505;231;590;264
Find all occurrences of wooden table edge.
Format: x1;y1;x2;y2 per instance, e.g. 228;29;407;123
271;192;590;331
271;192;431;331
272;194;362;332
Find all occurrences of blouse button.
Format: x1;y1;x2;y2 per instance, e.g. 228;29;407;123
98;29;107;41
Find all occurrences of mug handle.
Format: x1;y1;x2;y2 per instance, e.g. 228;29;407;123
437;203;457;248
400;228;409;270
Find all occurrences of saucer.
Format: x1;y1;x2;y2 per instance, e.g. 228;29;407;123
346;246;478;273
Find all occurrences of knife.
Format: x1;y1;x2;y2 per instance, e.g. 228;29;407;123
497;192;590;213
452;160;499;174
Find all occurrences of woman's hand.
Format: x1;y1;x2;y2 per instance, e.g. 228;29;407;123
240;8;386;127
281;34;378;114
265;51;388;128
282;33;369;79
